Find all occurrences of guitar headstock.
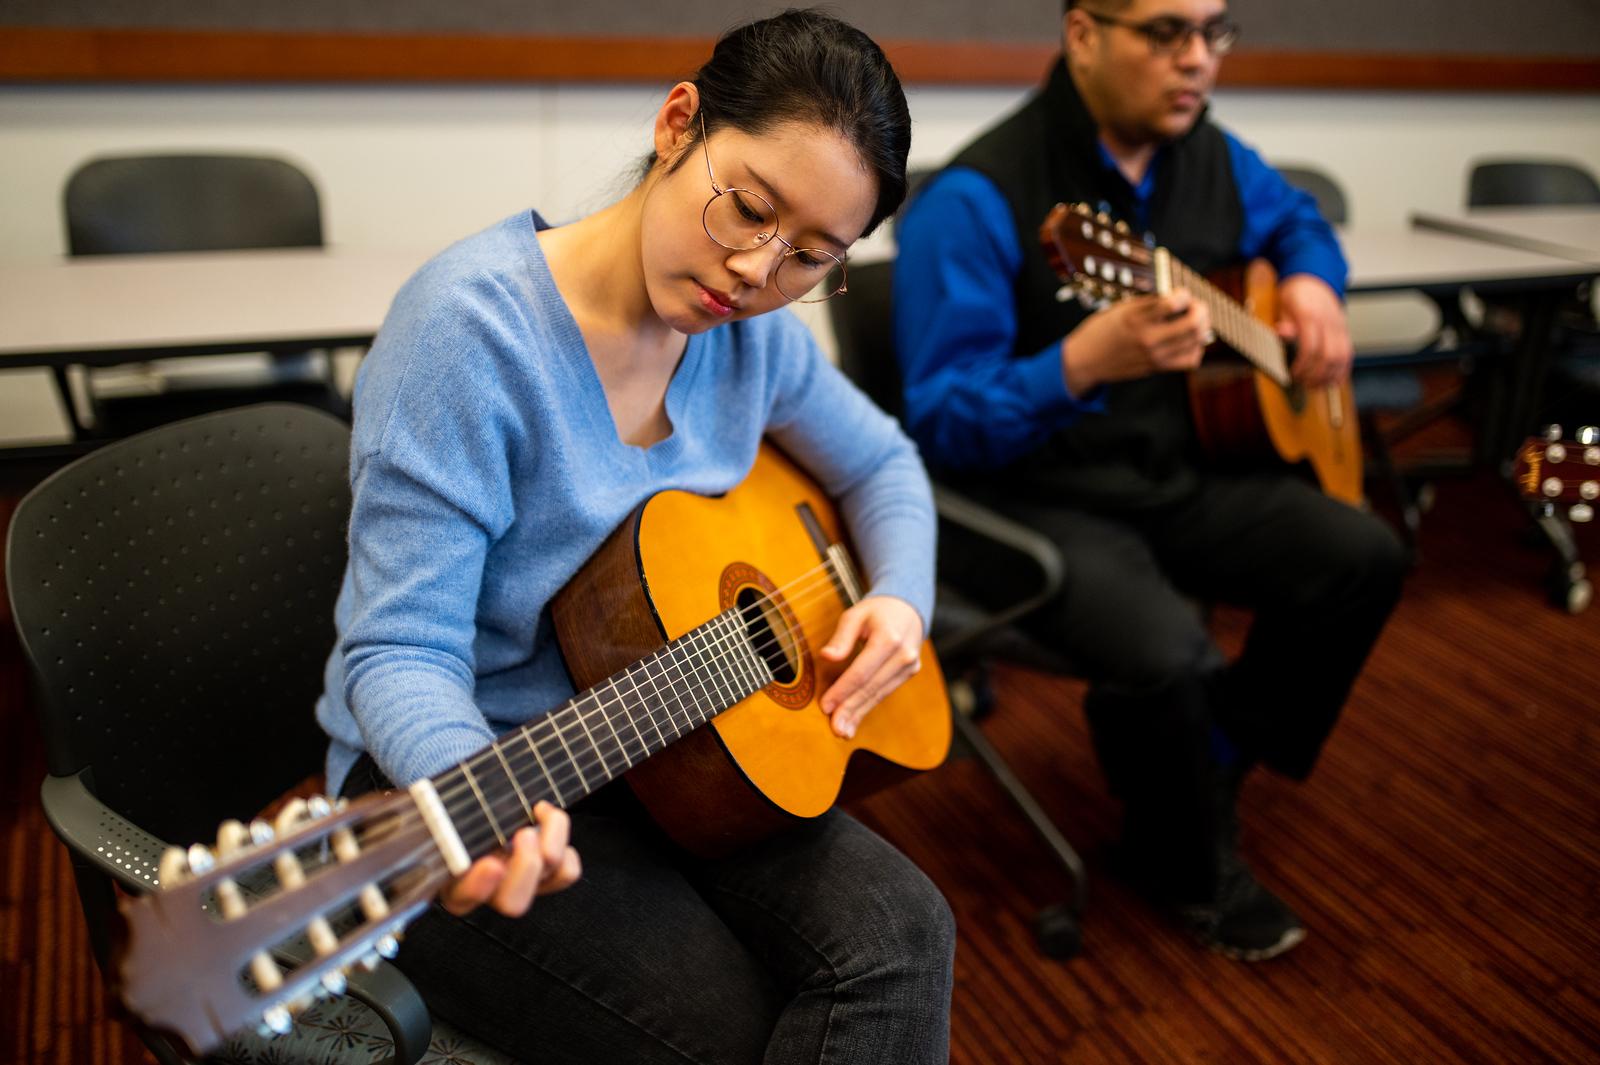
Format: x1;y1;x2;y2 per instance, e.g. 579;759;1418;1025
114;790;448;1057
1513;425;1600;523
1039;202;1160;309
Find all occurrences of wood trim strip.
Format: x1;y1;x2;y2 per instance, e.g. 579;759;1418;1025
1;27;1597;91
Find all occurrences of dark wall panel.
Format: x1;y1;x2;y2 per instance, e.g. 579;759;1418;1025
3;0;1597;57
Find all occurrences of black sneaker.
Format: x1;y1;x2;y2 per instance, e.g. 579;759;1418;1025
1177;852;1305;961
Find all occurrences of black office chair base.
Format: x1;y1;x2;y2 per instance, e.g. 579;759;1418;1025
1033;903;1085;959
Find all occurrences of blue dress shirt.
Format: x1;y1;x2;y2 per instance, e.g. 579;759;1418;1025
894;132;1348;473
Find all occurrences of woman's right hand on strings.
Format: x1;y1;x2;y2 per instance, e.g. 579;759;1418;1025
1061;288;1213;396
439;800;582;917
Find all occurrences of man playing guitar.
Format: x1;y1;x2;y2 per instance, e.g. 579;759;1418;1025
894;0;1405;960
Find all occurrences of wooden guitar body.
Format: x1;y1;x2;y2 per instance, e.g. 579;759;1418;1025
551;443;950;856
1189;259;1364;505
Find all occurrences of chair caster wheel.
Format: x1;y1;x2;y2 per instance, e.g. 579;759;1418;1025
951;664;996;721
1562;576;1593;614
1033;903;1082;959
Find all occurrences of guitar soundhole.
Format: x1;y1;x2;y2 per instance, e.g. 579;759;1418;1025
719;561;815;709
737;586;797;684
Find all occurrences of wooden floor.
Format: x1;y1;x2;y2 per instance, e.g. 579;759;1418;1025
3;470;1598;1064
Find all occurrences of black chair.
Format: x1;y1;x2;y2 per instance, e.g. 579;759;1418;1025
1468;159;1600;208
5;405;509;1064
830;259;1087;957
1275;165;1349;226
60;154;349;438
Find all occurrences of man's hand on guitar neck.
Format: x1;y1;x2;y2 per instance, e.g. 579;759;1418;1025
818;595;926;740
1061;288;1213;397
1277;274;1353;389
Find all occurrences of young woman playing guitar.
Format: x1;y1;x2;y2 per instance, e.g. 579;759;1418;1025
313;10;953;1062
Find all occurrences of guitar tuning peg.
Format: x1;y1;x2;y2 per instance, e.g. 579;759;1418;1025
1055;284;1075;303
320;970;349;997
1095;210;1110;226
376;933;401;959
1113;220;1130;234
216;820;248;857
1073;203;1091;217
1542;424;1564;442
1577;426;1598;445
1571;503;1594;523
157;845;189;886
249;819;275;846
275;798;310;836
306;795;334;819
259;1005;293;1037
186;843;215;875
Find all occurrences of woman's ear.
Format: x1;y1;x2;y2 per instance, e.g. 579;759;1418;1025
651;82;701;170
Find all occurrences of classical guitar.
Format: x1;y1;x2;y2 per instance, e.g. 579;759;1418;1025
113;442;951;1057
1512;427;1599;524
1040;202;1364;505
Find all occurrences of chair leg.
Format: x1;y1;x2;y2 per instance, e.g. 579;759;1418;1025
950;710;1088;957
1361;411;1421;557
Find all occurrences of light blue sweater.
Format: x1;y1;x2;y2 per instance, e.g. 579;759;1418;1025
316;211;936;793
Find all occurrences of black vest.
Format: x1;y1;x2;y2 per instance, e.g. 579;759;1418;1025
944;58;1243;510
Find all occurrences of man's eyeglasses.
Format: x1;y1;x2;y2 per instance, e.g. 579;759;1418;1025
1086;11;1241;57
698;113;848;304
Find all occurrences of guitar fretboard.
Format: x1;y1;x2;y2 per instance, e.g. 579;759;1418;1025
428;607;774;859
1167;257;1291;386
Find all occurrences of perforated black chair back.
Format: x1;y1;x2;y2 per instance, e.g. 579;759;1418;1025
65;154;323;257
7;404;348;846
830;260;905;419
1276;165;1349;225
1468;159;1600;208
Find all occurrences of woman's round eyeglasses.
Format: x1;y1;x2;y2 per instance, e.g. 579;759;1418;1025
697;114;848;304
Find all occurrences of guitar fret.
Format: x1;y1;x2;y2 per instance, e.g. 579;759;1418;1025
694;620;736;710
612;674;663;756
492;742;535;823
664;637;712;727
642;655;688;736
459;762;506;849
690;617;734;710
547;713;592;793
568;693;618;779
523;725;567;807
589;688;638;769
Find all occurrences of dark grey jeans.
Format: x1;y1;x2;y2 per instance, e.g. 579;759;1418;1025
343;759;955;1065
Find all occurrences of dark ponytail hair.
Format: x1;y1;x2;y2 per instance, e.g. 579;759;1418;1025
657;8;911;238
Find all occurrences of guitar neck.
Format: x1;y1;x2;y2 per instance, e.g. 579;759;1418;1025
1162;253;1291;386
421;606;774;867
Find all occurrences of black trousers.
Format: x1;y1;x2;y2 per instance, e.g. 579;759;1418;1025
342;758;955;1065
995;471;1405;785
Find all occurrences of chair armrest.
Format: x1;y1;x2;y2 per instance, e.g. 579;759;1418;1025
343;962;434;1065
40;770;169;892
931;484;1065;660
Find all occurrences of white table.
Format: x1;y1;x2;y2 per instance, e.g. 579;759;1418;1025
1335;218;1600;610
0;246;433;367
1412;206;1600;268
1341;225;1598;295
